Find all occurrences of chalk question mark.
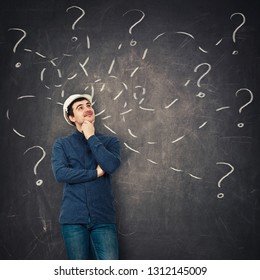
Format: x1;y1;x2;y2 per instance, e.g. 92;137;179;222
235;88;253;128
66;6;85;42
24;146;46;186
230;12;246;55
194;63;211;98
123;9;145;46
216;162;234;199
8;28;27;68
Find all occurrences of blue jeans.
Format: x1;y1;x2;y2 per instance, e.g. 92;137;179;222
61;221;119;260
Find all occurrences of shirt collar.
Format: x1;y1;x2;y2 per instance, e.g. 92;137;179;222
74;129;86;141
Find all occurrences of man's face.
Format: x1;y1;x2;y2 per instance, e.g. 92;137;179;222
69;99;95;126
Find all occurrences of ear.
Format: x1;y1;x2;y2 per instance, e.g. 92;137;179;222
68;115;75;124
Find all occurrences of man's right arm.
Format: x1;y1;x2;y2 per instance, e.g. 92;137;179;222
51;139;98;184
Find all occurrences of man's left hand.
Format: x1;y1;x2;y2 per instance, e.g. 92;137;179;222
82;121;95;139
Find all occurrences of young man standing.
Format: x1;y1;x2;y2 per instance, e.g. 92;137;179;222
51;94;121;260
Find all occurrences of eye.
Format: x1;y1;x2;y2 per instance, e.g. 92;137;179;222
77;106;84;111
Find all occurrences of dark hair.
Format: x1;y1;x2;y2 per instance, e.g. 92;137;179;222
67;97;89;117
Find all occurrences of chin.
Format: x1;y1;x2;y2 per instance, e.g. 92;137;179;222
84;117;95;122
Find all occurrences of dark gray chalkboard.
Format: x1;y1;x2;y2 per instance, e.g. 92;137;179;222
0;0;260;259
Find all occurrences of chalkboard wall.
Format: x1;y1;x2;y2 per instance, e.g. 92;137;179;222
0;0;259;259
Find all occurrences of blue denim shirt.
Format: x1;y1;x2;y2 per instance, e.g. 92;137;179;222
51;130;121;225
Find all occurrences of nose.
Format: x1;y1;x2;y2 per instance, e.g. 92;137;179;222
84;105;93;115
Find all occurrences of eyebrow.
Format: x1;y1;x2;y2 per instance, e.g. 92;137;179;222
75;101;91;110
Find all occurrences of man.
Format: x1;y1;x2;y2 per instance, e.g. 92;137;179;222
51;93;121;260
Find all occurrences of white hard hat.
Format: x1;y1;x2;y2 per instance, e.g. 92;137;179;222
63;94;93;125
